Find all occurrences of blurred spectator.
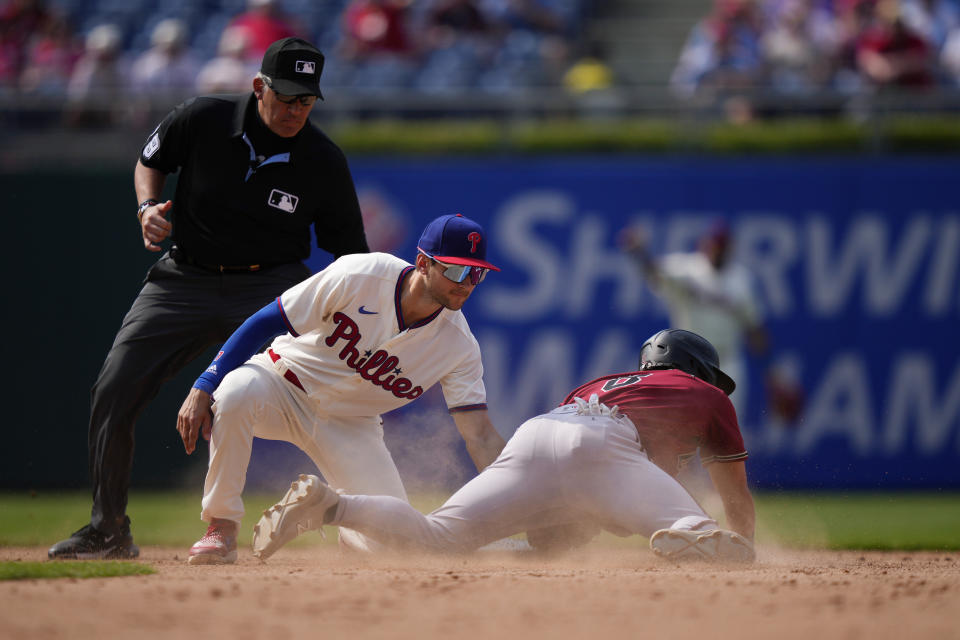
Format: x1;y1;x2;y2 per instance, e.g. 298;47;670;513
762;0;844;55
19;9;80;95
340;0;418;61
486;0;566;35
670;0;960;105
427;0;496;38
415;0;502;90
227;0;301;62
670;0;766;121
855;0;934;88
900;0;959;51
762;0;831;94
940;23;960;84
65;23;127;127
339;0;421;92
196;26;257;94
562;39;622;118
424;0;501;55
671;0;766;96
488;0;573;81
562;39;614;93
831;0;877;92
0;0;51;88
130;19;199;97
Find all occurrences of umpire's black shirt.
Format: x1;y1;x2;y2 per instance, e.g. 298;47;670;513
139;93;369;265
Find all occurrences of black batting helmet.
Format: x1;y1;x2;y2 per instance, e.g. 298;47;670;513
638;329;736;395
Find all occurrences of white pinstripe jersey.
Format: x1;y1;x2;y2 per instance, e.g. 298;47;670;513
269;252;487;416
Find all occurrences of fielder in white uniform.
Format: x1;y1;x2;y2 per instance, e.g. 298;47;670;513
176;213;507;564
621;221;765;420
251;329;757;564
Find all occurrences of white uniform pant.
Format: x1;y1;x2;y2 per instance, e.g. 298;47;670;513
201;353;407;551
332;404;715;552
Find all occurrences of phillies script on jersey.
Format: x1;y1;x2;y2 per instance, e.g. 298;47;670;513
325;311;423;400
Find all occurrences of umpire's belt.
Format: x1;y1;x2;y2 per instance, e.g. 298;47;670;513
171;246;271;273
268;348;306;393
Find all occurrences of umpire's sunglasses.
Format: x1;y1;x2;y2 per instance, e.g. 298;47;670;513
419;250;489;285
263;77;317;107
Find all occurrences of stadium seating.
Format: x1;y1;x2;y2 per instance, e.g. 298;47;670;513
41;0;593;93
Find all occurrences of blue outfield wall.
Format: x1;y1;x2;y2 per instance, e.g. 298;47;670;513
318;155;960;491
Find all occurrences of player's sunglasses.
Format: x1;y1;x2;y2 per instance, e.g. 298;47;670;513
263;77;317;107
419;250;489;285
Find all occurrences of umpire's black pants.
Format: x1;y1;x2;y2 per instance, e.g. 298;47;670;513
87;252;311;535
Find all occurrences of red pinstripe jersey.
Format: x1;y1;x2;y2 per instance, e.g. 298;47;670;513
562;368;747;477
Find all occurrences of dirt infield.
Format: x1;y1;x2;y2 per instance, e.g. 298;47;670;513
1;545;958;640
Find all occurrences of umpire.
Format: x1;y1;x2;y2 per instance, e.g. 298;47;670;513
49;37;369;559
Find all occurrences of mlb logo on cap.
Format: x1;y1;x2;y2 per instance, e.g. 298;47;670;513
260;37;325;99
418;214;500;271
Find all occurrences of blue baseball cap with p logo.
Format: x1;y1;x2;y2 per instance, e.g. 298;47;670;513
417;214;500;271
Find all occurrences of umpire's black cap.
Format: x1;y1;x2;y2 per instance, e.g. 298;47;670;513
260;37;325;99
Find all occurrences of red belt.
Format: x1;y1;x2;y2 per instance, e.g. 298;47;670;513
268;348;305;392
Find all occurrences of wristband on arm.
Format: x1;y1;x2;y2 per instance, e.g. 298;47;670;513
137;199;159;222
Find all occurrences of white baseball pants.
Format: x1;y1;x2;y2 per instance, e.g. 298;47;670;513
331;403;716;552
201;353;407;551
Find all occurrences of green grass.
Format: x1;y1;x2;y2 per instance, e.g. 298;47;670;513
0;490;449;549
0;561;155;581
1;490;958;552
753;492;960;550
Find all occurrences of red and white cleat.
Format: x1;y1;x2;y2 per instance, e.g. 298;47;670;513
188;520;238;565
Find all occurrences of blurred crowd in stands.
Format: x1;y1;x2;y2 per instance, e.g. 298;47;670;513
4;0;960;125
672;0;960;120
0;0;599;125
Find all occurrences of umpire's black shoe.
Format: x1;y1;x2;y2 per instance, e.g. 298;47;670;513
48;518;140;560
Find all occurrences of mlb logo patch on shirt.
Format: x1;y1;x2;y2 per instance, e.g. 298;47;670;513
143;133;160;159
268;189;298;213
295;60;315;74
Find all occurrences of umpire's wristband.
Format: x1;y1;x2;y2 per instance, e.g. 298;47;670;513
137;198;159;222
